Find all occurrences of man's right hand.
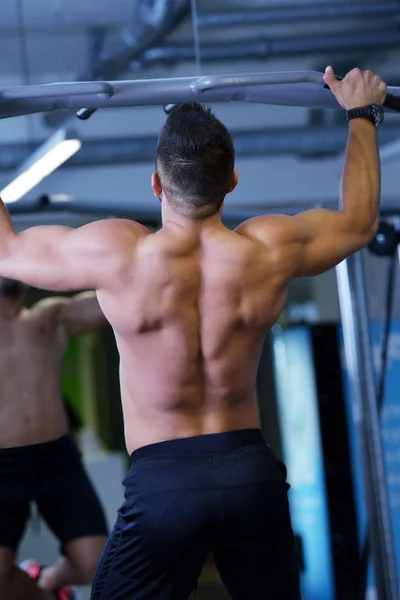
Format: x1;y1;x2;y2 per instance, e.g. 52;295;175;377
322;66;387;110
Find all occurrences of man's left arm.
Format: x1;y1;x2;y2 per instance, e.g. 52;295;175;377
0;199;148;291
59;292;107;336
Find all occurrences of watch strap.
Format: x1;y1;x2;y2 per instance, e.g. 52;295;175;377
346;104;384;126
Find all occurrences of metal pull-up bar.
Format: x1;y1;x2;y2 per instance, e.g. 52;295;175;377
0;70;399;120
190;70;327;93
0;81;115;100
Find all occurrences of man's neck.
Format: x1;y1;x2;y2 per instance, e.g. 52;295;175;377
161;199;223;232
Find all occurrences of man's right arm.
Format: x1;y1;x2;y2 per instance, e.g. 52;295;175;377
0;216;149;292
237;67;386;277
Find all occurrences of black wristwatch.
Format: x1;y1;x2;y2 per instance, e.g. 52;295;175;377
346;103;384;127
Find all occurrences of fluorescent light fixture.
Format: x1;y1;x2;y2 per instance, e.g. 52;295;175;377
1;128;81;204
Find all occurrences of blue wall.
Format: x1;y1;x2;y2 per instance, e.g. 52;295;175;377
272;326;335;600
340;320;400;595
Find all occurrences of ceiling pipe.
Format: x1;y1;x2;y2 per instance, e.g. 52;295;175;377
44;0;190;128
2;123;400;171
89;0;190;80
132;29;400;69
197;1;400;28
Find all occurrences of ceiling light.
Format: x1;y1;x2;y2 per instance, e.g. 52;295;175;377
1;128;81;204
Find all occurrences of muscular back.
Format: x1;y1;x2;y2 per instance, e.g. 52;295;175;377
97;224;290;453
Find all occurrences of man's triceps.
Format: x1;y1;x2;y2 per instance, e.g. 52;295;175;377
292;210;373;277
0;224;106;291
0;218;147;292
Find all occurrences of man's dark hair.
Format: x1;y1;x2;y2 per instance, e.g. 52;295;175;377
0;278;25;300
156;102;235;219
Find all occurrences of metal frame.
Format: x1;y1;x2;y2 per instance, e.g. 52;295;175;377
197;2;400;28
109;2;400;62
0;70;399;120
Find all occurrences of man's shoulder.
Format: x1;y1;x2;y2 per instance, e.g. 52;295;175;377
87;218;151;240
235;213;298;247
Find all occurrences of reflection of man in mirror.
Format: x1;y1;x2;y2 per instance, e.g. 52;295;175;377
0;278;108;600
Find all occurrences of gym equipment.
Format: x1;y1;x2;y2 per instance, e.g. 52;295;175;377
368;222;400;257
0;70;399;120
354;224;400;598
336;249;398;600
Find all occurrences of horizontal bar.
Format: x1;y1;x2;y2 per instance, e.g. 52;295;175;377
0;71;398;119
0;81;114;100
190;71;324;94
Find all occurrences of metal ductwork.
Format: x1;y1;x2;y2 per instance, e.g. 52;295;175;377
197;1;400;28
2;124;400;171
44;0;190;128
133;28;400;69
89;0;190;79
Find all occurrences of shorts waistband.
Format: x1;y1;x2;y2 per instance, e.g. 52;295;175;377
0;434;73;459
130;429;265;463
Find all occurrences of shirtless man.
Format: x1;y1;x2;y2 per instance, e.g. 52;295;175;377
0;67;386;599
0;281;109;600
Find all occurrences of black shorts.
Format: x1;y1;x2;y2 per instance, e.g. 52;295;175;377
0;434;108;553
91;429;301;600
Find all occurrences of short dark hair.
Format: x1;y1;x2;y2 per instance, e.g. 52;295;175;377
0;278;25;300
156;102;235;219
